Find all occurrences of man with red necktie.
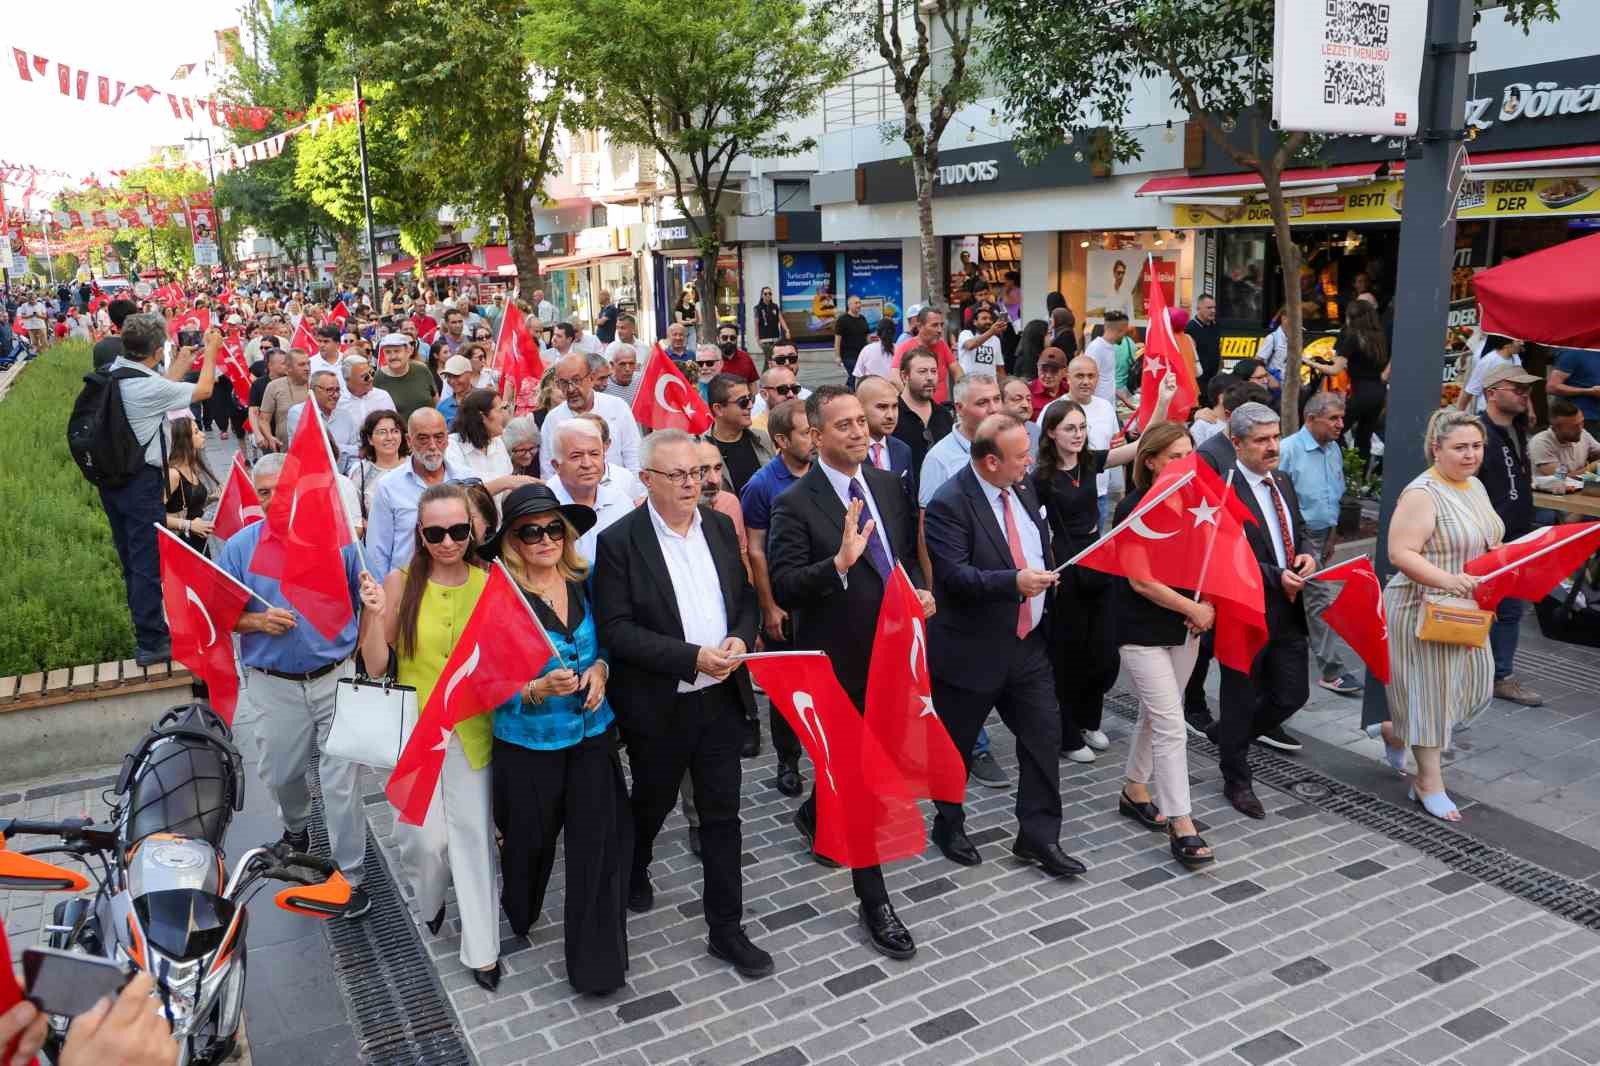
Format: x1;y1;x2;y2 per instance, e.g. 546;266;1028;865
856;374;916;505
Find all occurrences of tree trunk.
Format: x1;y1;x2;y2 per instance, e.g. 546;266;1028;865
913;147;942;315
1260;167;1304;435
696;212;721;345
503;178;539;299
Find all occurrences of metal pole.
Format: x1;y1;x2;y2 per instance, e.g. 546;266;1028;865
353;75;381;309
40;212;55;286
202;141;228;288
1360;0;1476;729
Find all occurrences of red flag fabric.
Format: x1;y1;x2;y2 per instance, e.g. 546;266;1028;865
13;48;31;82
214;453;264;542
862;566;966;802
166;306;211;343
385;563;559;824
1074;454;1266;672
328;299;350;328
492;300;544;400
1132;262;1199;431
745;652;925;868
219;336;253;403
1465;521;1600;611
247;401;355;639
632;347;713;434
288;316;318;355
1309;555;1391;684
157;526;252;724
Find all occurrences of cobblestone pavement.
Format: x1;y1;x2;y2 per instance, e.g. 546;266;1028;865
365;709;1600;1066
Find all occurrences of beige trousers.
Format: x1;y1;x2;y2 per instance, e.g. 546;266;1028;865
1119;639;1200;820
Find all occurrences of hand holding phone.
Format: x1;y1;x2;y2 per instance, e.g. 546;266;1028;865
23;948;133;1019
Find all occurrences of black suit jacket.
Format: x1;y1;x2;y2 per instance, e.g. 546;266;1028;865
1229;465;1310;636
1197;430;1236;474
923;465;1055;693
767;463;924;703
593;503;758;737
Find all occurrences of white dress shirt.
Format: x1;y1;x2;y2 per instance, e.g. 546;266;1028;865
1237;464;1289;567
975;471;1046;629
331;387;397;463
646;502;731;692
553;476;636;563
539;392;643;478
308;353;349;397
817;458;894;578
445;434;512;479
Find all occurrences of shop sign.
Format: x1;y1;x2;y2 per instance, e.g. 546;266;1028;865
857;139;1099;205
651;217;711;251
1271;0;1427;137
1220;335;1261;361
843;250;903;329
574;226;618;255
1172;173;1600;228
778;251;838;345
532;232;566;256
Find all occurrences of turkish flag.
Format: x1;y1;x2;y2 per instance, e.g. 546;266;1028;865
328;299;349;328
214;453;264;543
1310;555;1390;684
167;306;211;343
862;566;966;803
288;316;318;354
248;400;355;639
1466;521;1600;611
1074;454;1266;673
493;299;544;400
632;348;713;434
157;525;252;724
386;563;559;824
13;48;31;82
1132;258;1198;431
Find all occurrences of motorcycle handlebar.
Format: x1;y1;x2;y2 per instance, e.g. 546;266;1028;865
0;817;119;850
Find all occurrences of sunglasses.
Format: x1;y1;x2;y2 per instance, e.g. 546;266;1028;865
696;359;720;368
513;519;567;544
772;355;799;366
767;384;800;397
421;523;471;544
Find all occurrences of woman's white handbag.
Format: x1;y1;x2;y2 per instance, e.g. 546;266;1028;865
327;676;418;769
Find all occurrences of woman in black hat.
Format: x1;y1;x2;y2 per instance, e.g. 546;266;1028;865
482;484;631;995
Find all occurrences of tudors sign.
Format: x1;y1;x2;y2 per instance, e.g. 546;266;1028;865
856;140;1100;205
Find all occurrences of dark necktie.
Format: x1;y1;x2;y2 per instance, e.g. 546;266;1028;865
848;477;893;582
1267;476;1294;566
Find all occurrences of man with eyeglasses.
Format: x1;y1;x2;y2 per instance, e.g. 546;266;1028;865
753;286;788;360
548;418;633;562
694;344;725;404
364;408;471;578
706;373;774;495
330;354;395;464
371;332;438;424
539;351;643;479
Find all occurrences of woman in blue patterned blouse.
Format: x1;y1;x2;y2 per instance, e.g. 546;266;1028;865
483;484;631;995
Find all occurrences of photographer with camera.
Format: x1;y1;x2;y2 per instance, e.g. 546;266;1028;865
1;952;178;1066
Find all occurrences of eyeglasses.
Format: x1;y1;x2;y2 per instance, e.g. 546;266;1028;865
696;359;720;368
555;377;587;392
645;466;710;486
448;476;484;487
767;384;800;398
720;395;754;409
421;523;471;544
772;355;799;366
354;372;374;383
513;519;567;544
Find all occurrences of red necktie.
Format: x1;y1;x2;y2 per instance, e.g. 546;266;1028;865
999;489;1032;639
870;441;886;470
1267;477;1294;565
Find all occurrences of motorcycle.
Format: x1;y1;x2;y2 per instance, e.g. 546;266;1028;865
0;703;354;1065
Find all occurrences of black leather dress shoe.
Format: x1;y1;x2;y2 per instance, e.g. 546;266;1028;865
932;821;981;867
472;960;502;992
426;904;446;936
792;807;842;868
688;826;701;857
627;872;654;913
859;903;916;960
773;760;803;797
741;718;761;758
1225;784;1267;820
708;927;775;978
1010;837;1088;878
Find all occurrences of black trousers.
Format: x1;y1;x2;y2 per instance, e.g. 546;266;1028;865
628;681;745;934
1053;574;1118;744
1217;635;1310;789
931;631;1063;847
796;674;888;907
1184;632;1214;724
1346;378;1387;462
493;730;630;993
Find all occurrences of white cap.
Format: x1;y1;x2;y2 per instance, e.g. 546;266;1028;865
379;332;411;348
442;354;473;377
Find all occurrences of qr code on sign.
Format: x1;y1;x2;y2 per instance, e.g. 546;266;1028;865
1324;0;1390;48
1324;59;1386;107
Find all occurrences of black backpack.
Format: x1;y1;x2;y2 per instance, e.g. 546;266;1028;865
67;365;148;488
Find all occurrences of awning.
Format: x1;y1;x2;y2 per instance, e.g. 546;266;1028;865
1134;164;1380;200
1393;143;1600;177
481;244;515;276
377;256;414;277
423;242;470;267
1476;231;1600;350
534;251;630;273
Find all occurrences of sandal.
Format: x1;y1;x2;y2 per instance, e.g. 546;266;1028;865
1168;823;1215;869
1118;787;1167;831
1409;786;1460;822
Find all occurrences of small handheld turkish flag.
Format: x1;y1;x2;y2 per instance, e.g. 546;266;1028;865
386;563;559;825
1466;521;1600;611
493;299;545;401
632;348;712;434
862;566;966;802
1131;258;1198;431
327;299;350;328
1309;555;1391;684
745;652;925;868
166;306;211;343
157;525;252;723
214;453;264;543
288;316;318;355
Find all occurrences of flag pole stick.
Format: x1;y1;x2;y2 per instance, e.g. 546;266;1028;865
154;523;274;610
1473;523;1600;584
1052;468;1196;573
1190;468;1234;601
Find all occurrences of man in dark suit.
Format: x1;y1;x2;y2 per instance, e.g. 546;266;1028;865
768;385;930;959
922;413;1086;878
856;374;918;505
1210;402;1317;819
593;429;774;979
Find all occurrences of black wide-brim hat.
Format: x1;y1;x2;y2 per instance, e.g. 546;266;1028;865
480;483;596;560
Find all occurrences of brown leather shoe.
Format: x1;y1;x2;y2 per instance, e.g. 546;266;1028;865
1225;784;1266;820
1493;676;1545;707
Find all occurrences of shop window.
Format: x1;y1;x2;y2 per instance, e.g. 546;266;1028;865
775;181;812;212
1216;231;1268;327
590;205;609;228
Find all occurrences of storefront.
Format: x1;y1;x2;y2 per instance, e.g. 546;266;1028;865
651;216;741;339
773;245;904;344
534;227;637;328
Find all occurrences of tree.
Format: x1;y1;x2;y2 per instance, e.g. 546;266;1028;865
527;0;851;332
864;0;983;314
52;162;210;281
985;0;1561;433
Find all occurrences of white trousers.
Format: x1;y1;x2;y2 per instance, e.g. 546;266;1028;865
1119;640;1199;820
393;732;500;970
236;662;367;885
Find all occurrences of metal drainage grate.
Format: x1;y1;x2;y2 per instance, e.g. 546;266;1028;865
306;761;473;1066
1106;694;1600;931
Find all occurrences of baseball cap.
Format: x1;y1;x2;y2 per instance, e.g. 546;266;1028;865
442;354;473;377
379;331;411;348
225;313;242;324
1480;363;1539;390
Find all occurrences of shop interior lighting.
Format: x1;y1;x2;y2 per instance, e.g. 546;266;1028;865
1080;240;1091;248
989;109;998;127
1164;120;1176;143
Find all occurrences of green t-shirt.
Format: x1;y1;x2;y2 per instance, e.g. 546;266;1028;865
1114;337;1138;391
374;362;437;423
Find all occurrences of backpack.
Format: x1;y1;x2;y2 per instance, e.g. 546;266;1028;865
67;365;148;488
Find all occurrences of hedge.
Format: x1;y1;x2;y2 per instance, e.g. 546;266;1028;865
0;340;137;674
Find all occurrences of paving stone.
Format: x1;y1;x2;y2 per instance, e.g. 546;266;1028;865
1442;1007;1510;1044
1030;917;1089;945
1418;953;1480;985
1172;939;1233;969
1234;1030;1304;1065
824;964;886;998
745;1049;807;1066
1214;880;1267;904
616;990;681;1024
1335;859;1387;880
909;1009;977;1046
764;903;821;931
1122;867;1177;890
1427;872;1480;895
904;877;957;903
1272;957;1333;987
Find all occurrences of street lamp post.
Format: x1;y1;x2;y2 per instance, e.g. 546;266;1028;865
184;134;230;287
352;75;381;309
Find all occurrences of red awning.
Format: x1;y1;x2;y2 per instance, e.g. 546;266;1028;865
482;245;515;275
1391;143;1600;175
534;251;630;273
377;256;414;277
423;242;470;267
429;263;482;278
1476;231;1600;351
1134;164;1381;198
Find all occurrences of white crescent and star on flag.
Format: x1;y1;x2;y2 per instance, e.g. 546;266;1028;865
793;691;837;794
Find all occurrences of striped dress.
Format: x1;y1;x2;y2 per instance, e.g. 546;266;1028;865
1383;471;1504;748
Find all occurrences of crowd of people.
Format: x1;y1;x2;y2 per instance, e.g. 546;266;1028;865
60;265;1569;1006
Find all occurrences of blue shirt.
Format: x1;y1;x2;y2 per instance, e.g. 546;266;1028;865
1278;426;1345;532
740;455;805;532
363;459;471;578
1555;348;1600;421
493;585;613;750
216;522;363;671
437;391;459;426
918;427;971;508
